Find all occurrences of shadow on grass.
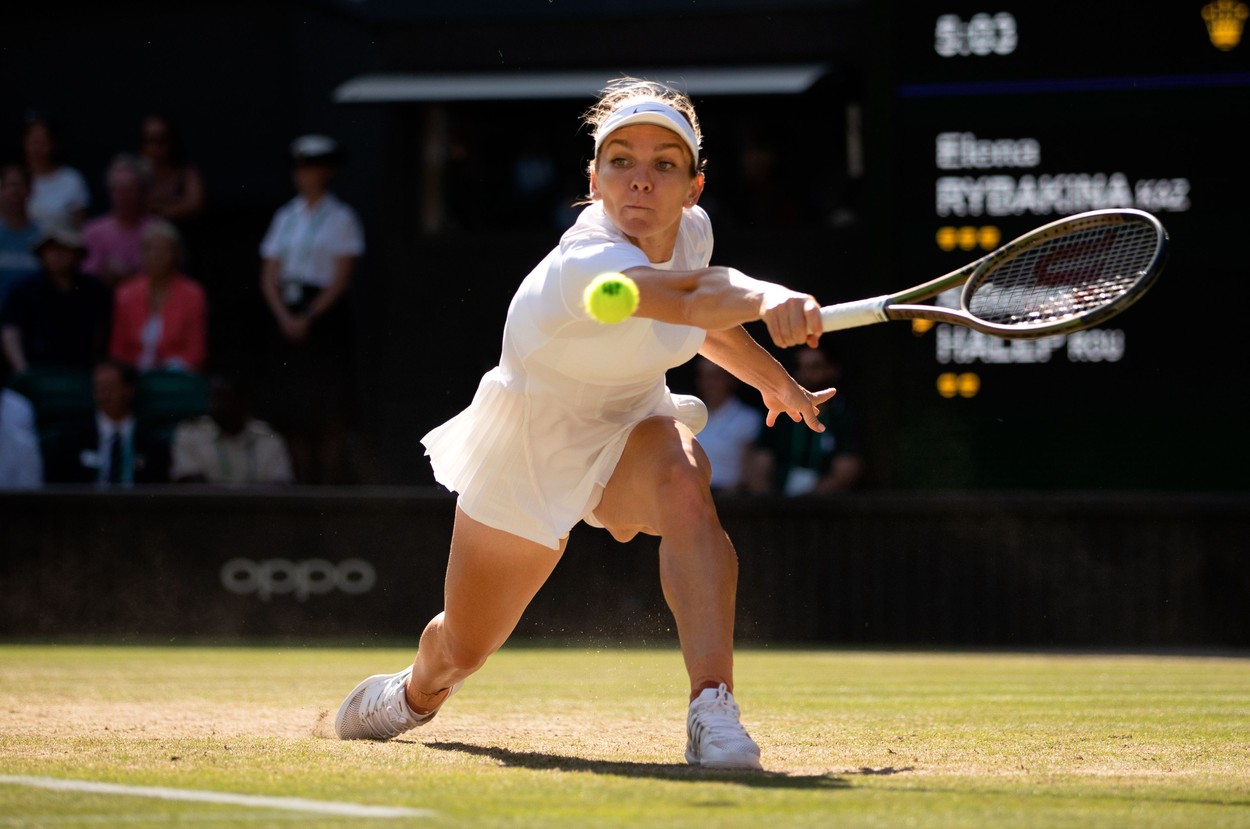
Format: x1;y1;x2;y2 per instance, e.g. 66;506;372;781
421;741;851;788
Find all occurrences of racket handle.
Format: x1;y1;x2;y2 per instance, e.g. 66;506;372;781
819;296;890;332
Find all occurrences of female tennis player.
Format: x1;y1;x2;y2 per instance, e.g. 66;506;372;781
335;78;836;770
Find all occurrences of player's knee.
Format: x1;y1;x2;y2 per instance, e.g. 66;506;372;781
653;454;717;529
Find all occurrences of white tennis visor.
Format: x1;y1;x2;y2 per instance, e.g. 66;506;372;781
593;101;700;164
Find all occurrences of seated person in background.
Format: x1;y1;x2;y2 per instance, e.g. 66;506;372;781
170;372;293;485
691;355;764;493
0;162;43;315
81;154;156;286
0;387;42;488
109;218;206;373
744;343;866;495
0;221;111;375
43;358;169;485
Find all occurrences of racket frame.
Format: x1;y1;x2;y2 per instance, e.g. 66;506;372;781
820;208;1168;339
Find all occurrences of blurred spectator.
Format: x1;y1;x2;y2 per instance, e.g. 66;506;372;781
258;134;364;484
0;221;111;375
744;344;865;495
0;387;42;488
43;358;170;485
0;162;42;314
109;218;206;373
139;113;205;225
713;132;808;231
22;113;89;228
81;154;157;286
170;372;293;485
692;356;764;493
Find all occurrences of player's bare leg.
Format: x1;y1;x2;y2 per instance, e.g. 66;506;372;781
597;416;736;696
595;415;761;768
336;508;563;739
407;509;565;710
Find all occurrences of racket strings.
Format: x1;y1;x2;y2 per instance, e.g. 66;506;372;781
965;221;1160;327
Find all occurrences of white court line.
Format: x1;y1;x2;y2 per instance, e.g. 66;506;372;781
0;812;315;824
0;775;437;820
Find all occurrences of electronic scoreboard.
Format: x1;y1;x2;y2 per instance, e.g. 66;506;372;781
882;1;1250;489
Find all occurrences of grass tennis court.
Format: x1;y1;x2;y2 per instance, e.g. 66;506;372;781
1;644;1248;828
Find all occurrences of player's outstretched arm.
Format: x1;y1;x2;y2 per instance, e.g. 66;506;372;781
626;266;822;349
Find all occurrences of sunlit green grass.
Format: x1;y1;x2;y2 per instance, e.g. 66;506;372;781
1;644;1248;828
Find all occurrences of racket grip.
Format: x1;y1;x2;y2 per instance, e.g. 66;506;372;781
819;296;890;332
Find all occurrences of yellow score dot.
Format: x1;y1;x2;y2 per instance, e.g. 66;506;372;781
957;372;981;397
936;372;981;398
936;226;1001;252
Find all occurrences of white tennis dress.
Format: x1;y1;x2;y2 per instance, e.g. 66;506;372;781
421;202;712;549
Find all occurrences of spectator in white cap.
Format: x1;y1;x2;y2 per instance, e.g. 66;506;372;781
257;134;364;484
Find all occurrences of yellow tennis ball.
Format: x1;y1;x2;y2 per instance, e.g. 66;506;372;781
583;272;639;324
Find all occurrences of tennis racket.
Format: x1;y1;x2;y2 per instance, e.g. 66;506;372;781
820;208;1168;339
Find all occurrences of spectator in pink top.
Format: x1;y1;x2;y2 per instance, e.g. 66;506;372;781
82;154;156;286
109;218;206;373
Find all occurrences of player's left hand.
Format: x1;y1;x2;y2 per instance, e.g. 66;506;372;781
761;384;837;433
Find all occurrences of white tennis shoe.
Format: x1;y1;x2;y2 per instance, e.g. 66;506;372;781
334;666;461;740
685;683;763;770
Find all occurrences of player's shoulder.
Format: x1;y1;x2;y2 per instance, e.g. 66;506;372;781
561;203;617;242
678;204;714;265
684;203;712;226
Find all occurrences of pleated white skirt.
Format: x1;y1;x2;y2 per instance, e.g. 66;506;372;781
421;365;703;549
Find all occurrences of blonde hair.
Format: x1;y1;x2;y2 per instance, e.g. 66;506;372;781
582;77;705;185
140;217;185;268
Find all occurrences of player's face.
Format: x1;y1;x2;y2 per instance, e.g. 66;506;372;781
591;124;703;262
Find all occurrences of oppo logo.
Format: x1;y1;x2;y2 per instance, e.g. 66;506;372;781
220;557;376;602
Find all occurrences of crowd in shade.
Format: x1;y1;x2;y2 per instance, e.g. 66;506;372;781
0;111;349;489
